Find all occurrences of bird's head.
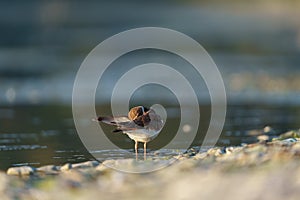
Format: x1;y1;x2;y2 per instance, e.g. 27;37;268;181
128;106;149;120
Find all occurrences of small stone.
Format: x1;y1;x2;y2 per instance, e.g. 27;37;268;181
72;161;99;169
37;165;58;171
173;155;186;160
225;147;234;154
280;138;298;145
37;165;59;175
7;166;35;176
207;148;218;156
241;143;247;147
246;129;263;136
276;130;300;140
194;152;207;160
60;163;72;171
215;148;226;156
257;135;269;142
263;126;273;133
206;147;227;157
96;164;110;172
185;147;200;157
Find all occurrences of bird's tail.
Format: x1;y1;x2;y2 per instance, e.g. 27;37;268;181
94;116;116;125
93;116;130;125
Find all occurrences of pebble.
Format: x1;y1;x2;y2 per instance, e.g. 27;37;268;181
263;126;273;133
278;138;298;145
247;126;274;137
225;146;236;154
37;165;59;171
72;161;99;169
95;164;109;172
37;165;59;175
246;129;263;136
207;147;220;156
193;152;207;160
276;130;300;140
257;134;269;143
215;148;226;156
60;163;72;171
7;166;36;176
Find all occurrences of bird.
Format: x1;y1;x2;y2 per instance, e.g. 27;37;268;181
94;106;164;157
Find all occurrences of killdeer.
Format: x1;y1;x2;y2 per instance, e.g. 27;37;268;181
95;106;164;156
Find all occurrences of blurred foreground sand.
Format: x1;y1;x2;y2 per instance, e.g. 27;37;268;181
1;132;300;200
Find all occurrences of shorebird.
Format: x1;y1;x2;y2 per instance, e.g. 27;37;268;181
95;106;164;157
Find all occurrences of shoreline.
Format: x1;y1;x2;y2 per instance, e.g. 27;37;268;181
1;130;300;199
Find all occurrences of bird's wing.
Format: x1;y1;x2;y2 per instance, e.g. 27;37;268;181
97;108;163;132
145;110;164;131
115;121;144;132
97;116;130;125
97;115;142;132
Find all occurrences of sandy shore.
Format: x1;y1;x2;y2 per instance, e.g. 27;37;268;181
1;130;300;200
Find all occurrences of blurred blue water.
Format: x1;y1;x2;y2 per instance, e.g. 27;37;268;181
0;1;300;105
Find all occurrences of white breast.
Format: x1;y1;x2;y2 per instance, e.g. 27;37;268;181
124;129;160;143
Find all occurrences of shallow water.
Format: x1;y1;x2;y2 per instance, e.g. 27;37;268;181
1;104;300;170
1;1;300;171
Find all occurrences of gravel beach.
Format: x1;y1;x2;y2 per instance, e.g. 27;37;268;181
1;130;300;200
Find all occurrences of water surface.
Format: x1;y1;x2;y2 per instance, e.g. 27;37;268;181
1;104;299;170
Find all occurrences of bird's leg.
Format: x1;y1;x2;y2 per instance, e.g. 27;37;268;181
135;140;138;153
144;142;147;160
135;140;138;160
143;142;147;153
